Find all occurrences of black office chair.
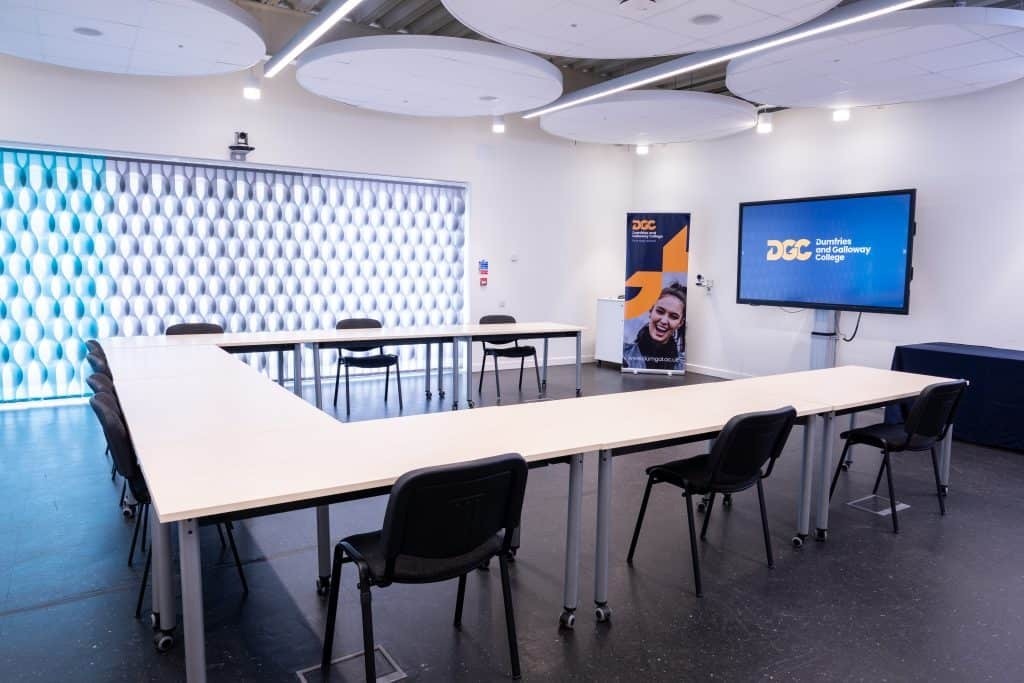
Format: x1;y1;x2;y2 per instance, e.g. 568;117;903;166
87;372;129;503
89;392;248;619
321;453;528;682
165;322;224;335
477;315;540;401
829;380;966;533
331;318;403;417
627;406;797;597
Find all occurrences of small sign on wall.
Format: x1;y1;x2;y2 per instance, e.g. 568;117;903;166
478;259;489;286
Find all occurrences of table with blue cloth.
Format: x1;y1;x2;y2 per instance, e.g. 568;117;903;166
886;342;1024;452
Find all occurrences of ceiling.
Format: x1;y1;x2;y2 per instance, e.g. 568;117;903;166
249;0;1024;103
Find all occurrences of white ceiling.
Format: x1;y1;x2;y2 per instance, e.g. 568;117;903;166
441;0;842;60
296;35;564;117
727;7;1024;109
540;89;757;145
0;0;265;76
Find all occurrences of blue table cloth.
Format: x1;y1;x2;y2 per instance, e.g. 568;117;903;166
886;342;1024;452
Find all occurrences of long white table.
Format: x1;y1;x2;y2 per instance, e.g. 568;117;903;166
102;340;955;682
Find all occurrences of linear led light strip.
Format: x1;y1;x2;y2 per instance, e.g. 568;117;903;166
523;0;932;119
265;0;366;78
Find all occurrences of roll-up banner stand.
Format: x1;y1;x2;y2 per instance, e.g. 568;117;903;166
622;213;690;375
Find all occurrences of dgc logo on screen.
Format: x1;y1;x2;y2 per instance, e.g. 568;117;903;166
766;239;811;262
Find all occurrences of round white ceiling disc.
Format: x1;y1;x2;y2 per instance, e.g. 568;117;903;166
540;89;757;145
297;35;563;117
727;7;1024;109
441;0;843;59
0;0;265;76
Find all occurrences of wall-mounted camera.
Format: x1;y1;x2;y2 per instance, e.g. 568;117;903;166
229;131;254;161
695;274;714;294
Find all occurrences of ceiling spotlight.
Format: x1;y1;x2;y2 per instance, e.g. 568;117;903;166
243;65;263;101
492;115;506;134
832;108;851;122
635;143;650;156
756;111;773;135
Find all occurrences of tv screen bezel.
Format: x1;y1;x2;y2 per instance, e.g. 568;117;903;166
736;189;917;315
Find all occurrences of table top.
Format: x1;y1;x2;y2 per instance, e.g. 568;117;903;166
105;340;953;523
101;322;584;351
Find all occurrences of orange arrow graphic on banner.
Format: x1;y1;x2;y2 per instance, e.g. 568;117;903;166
624;226;688;319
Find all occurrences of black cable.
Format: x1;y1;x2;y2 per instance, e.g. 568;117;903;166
840;312;863;342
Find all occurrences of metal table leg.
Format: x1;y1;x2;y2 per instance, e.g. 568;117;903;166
465;336;475;408
451;338;460;410
312;343;323;410
152;516;176;648
594;449;612;622
794;416;817;548
575;332;582;397
940;427;953;495
437;342;445;399
425;343;432;399
542;338;549;396
560;453;584;629
276;350;285;386
844;413;857;469
292;343;303;398
815;412;837;541
316;505;331;594
179;519;207;683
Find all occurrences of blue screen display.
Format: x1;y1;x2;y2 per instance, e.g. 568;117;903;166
737;191;914;313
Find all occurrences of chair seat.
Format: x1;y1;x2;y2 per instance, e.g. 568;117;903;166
647;454;758;494
341;354;399;369
342;530;503;584
484;345;536;358
841;422;935;451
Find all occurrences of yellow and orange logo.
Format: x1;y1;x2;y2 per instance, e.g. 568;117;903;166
766;239;811;262
632;219;658;231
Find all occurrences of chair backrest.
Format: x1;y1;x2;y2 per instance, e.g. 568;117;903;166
89;391;148;501
903;380;967;442
86;352;112;379
165;322;224;336
85;339;107;362
379;453;528;581
336;318;383;353
706;406;797;487
479;314;518;346
86;372;115;396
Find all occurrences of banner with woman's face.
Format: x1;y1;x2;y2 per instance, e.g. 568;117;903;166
622;213;690;374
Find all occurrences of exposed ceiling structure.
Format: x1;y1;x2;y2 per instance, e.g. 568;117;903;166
249;0;1024;102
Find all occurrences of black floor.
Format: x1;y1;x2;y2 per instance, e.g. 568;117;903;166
2;363;1023;681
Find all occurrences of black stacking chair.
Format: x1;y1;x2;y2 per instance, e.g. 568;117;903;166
477;315;540;401
627;406;797;597
829;380;967;534
87;372;127;500
165;322;224;335
89;392;248;619
331;318;402;417
86;352;112;380
86;339;107;362
321;453;528;682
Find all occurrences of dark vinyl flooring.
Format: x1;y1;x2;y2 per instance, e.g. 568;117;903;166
2;363;1024;682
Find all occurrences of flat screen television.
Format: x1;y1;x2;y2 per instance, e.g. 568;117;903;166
737;189;916;314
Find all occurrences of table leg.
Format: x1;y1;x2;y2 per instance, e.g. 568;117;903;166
316;506;331;594
560;453;584;629
425;343;432;399
593;449;612;622
940;427;953;495
575;332;582;397
292;343;303;398
794;416;817;547
465;337;475;408
542;338;549;396
312;343;323;410
815;412;836;541
179;519;207;683
276;350;285;386
437;343;445;399
451;338;460;410
152;515;176;644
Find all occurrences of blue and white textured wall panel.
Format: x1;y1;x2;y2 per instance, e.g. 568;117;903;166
0;148;467;402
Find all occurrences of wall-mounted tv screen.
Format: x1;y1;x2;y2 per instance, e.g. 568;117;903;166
737;190;916;314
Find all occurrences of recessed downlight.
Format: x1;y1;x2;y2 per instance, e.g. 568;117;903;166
73;27;103;37
691;14;721;26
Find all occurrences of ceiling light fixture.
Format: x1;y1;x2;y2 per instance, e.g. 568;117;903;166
756;112;773;134
264;0;366;78
492;115;506;134
832;108;851;122
635;143;650;155
523;0;931;119
243;65;263;101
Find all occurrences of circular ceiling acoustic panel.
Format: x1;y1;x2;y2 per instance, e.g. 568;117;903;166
727;7;1024;109
540;89;757;145
0;0;265;76
296;35;563;117
441;0;843;60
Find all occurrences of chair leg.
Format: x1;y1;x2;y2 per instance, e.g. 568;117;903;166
499;553;522;680
872;456;887;495
344;365;351;417
321;546;346;678
478;351;486;395
111;460;117;481
216;523;226;549
757;479;774;568
358;572;377;683
332;361;341;407
684;492;703;597
395;362;403;411
532;352;541;394
384;365;390;403
140;503;149;553
224;522;249;595
453;573;467;629
128;503;143;566
627;476;655;565
829;441;853;501
135;547;152;619
518;358;524;391
493;354;501;401
700;492;716;540
883;450;899;534
929;447;946;516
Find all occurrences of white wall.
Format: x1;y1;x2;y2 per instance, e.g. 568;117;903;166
632;79;1024;378
0;54;633;364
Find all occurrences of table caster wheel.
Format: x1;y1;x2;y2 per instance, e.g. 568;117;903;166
439;391;446;399
815;528;828;542
468;400;476;408
594;604;612;623
122;504;135;520
154;631;174;653
791;535;806;549
696;501;707;513
316;576;331;595
576;389;582;397
425;391;432;400
149;612;159;630
722;494;733;508
559;610;576;629
940;485;949;496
